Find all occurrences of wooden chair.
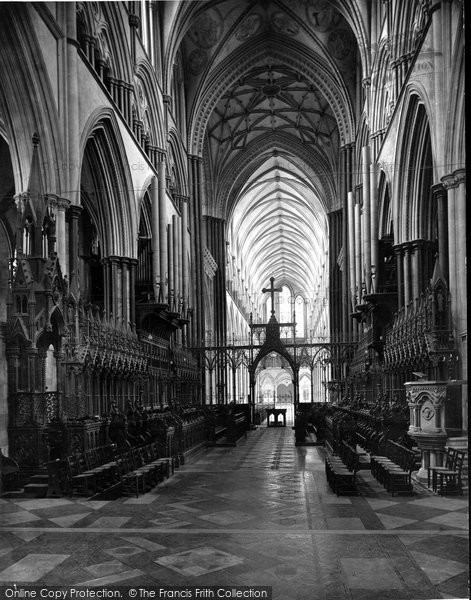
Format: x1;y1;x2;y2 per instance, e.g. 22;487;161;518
130;448;156;489
118;453;147;498
149;442;172;477
428;447;456;491
83;449;108;490
141;445;166;484
325;441;360;496
371;440;397;485
88;447;119;487
384;447;415;496
435;450;466;496
67;454;97;496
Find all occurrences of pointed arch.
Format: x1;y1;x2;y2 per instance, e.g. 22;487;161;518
101;3;133;83
378;171;393;239
354;116;370;189
370;40;394;134
79;108;136;258
396;94;434;243
0;5;64;194
134;59;166;149
167;128;189;196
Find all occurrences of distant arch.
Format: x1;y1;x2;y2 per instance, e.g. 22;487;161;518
80;109;136;258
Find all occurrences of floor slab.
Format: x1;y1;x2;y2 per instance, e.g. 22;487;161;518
0;554;69;582
0;427;467;599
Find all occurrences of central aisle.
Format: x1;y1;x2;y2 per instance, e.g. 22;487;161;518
0;427;468;599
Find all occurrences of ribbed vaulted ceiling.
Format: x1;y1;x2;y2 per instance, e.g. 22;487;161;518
229;156;328;297
176;0;357;316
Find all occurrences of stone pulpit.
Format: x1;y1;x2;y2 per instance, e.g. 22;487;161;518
404;381;448;483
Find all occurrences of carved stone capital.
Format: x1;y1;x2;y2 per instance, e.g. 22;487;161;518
129;14;140;29
431;182;446;201
441;169;466;190
68;204;83;219
14;192;29;214
410;238;425;252
156;148;167;163
48;196;71;212
189;154;203;165
174;194;189;204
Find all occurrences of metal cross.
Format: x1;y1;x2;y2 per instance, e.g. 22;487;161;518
262;277;282;317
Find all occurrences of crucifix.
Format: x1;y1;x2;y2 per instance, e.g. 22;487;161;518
262;277;282;318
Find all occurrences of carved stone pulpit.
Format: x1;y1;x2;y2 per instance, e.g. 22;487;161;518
405;381;448;483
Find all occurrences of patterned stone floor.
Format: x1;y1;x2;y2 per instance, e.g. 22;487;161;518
0;427;468;599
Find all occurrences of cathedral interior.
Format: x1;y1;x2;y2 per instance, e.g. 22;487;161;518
0;1;467;598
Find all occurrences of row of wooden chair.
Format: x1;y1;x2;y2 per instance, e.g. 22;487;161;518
66;445;117;496
355;426;385;456
119;446;171;498
427;448;465;495
67;443;172;498
370;440;415;496
325;440;360;496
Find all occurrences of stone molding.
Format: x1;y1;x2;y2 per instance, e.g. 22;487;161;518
441;169;465;190
48;196;71;211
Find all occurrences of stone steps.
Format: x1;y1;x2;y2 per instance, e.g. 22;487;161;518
6;471;50;499
23;473;49;497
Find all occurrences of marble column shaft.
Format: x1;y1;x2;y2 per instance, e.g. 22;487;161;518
129;259;137;327
362;146;371;293
167;222;174;305
369;162;379;291
432;183;448;279
340;145;349;335
181;197;189;306
411;240;421;302
150;176;161;301
109;257;121;320
158;159;168;302
354;199;362;303
103;258;110;315
54;198;70;277
121;258;130;325
393;245;403;310
443;172;467;432
453;178;466;335
347;192;356;309
402;243;411;308
195;157;205;345
172;214;181;304
66;4;80;207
